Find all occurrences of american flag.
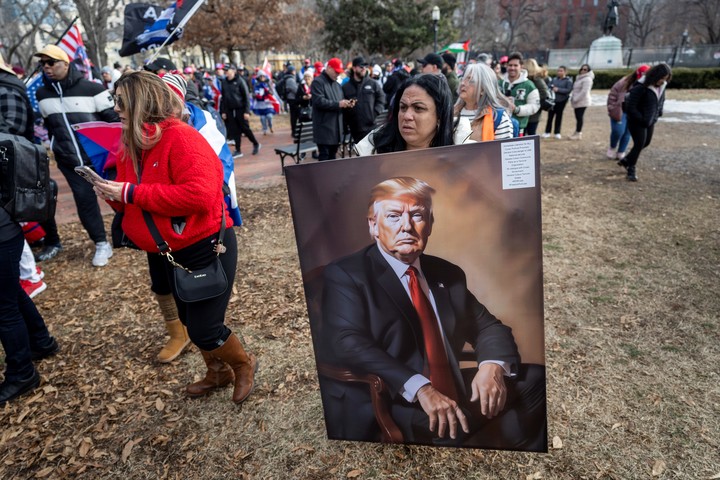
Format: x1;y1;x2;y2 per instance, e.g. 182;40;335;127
58;24;93;80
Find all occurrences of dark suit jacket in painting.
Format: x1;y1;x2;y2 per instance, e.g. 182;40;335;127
319;243;530;445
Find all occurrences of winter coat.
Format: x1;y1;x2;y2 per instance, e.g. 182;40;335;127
108;118;232;253
498;70;539;130
571;71;594;109
220;76;251;114
548;76;573;103
607;76;630;122
311;72;344;145
36;67;119;168
382;68;410;108
0;72;34;140
342;75;385;142
529;76;550;123
624;81;666;129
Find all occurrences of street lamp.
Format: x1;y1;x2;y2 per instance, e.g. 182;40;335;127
432;6;440;53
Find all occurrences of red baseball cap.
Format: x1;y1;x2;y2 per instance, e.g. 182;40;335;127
326;58;344;74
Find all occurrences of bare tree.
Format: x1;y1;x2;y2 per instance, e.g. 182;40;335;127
497;0;544;52
687;0;720;44
625;0;670;47
70;0;125;67
181;0;316;62
0;0;65;69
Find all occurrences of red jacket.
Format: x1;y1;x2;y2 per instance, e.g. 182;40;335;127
110;118;232;252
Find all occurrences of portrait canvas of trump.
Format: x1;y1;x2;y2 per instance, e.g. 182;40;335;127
285;138;547;452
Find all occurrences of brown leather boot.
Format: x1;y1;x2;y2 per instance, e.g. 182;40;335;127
211;334;257;404
186;350;234;397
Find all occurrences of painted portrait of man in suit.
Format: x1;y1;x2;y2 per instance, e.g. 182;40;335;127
318;177;545;450
285;140;546;451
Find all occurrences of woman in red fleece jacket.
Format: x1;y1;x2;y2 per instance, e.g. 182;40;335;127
94;71;256;404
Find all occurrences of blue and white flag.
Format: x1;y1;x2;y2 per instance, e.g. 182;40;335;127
119;1;205;57
187;102;242;226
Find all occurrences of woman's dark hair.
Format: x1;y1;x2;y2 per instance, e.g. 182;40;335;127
373;74;454;153
644;62;672;86
579;63;591;72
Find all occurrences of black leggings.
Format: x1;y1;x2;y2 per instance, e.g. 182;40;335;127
625;123;655;167
574;107;587;133
544;100;568;134
146;229;238;351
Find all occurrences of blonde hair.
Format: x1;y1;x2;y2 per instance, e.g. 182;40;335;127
113;70;184;174
366;177;435;237
525;58;540;78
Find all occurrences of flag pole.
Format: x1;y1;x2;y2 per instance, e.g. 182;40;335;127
24;16;79;85
145;0;206;65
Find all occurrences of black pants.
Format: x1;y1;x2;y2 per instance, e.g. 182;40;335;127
0;231;53;382
525;121;539;136
317;144;340;161
574;107;587;133
625;122;655;167
289;104;300;137
406;363;547;451
56;162;107;244
544;100;568;134
146;228;237;351
225;110;258;154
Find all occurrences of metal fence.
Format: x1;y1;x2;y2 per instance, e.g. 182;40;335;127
547;44;720;69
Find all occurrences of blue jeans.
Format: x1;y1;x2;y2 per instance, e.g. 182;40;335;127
610;114;631;154
0;231;52;381
260;114;273;132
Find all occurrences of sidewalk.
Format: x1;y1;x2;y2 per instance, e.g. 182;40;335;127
52;126;294;225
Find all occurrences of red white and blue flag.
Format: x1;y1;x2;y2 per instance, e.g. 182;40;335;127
58;24;94;80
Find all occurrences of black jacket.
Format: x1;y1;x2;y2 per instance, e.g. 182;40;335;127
36;67;119;168
342;75;385;142
624;82;665;129
220;75;251;115
382;68;410;109
311;72;344;145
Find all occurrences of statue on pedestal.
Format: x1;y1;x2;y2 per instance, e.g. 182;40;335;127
603;0;620;35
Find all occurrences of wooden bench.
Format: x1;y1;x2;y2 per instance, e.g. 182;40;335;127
275;121;318;171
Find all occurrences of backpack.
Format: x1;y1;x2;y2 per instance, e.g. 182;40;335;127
492;108;520;138
0;133;54;223
541;89;556;111
276;74;289;100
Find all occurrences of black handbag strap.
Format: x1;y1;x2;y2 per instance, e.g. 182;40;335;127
135;156;226;255
142;201;226;255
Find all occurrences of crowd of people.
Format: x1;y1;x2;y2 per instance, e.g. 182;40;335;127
0;42;671;409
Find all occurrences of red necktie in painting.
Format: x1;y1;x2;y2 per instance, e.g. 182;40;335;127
406;266;458;401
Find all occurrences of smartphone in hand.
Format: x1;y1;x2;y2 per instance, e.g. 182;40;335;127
74;166;108;185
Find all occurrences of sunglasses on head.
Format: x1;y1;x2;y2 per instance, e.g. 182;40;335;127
39;59;59;67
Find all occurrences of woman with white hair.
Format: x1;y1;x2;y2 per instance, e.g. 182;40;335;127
453;62;515;143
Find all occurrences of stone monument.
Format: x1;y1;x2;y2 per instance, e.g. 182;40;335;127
587;0;624;69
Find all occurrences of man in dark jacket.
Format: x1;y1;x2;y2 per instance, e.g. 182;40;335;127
220;64;260;158
279;65;300;136
311;58;354;161
34;45;119;267
382;59;410;109
342;56;385;143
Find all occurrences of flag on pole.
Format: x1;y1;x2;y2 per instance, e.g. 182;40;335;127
438;40;471;54
120;1;205;57
58;24;94;79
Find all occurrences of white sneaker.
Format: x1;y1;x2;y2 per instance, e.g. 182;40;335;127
92;241;113;267
570;132;582;140
616;151;626;160
554;134;562;139
606;147;617;159
540;133;550;138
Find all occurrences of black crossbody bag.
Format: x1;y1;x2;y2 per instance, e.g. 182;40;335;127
143;204;228;303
